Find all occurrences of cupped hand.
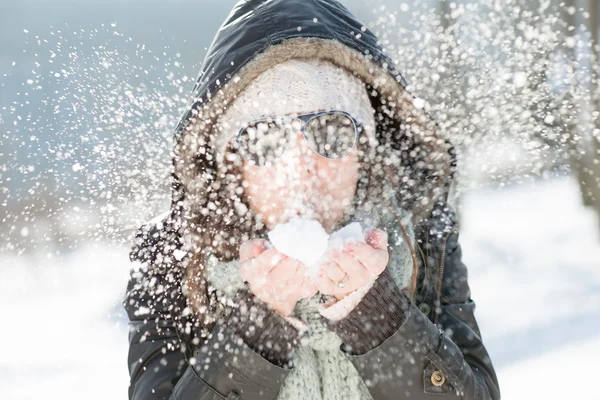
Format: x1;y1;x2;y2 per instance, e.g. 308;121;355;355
316;228;389;300
239;239;318;317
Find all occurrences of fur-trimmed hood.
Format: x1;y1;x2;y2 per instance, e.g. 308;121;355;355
129;0;457;285
170;0;456;226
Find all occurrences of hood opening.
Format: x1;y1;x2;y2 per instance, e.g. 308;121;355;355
173;36;455;228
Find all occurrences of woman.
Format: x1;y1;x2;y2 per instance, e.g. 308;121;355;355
124;1;500;399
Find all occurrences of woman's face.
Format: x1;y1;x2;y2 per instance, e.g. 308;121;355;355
241;130;360;233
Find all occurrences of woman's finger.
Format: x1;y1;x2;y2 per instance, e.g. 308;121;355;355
316;272;336;295
323;260;346;282
239;257;258;280
364;228;388;250
275;270;304;300
240;248;283;286
313;263;347;295
300;275;319;298
239;239;270;263
287;267;306;285
344;241;389;276
333;250;370;282
256;247;288;271
267;258;300;282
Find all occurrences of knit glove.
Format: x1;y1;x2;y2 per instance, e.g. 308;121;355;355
224;283;303;368
319;268;411;355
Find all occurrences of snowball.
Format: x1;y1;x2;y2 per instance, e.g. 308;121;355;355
267;217;366;273
267;216;329;269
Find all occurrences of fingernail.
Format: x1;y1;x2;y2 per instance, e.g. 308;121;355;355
368;233;380;246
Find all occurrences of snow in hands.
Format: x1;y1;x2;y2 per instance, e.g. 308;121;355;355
267;216;366;275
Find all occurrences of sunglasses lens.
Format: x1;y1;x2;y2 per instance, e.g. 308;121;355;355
236;119;291;166
304;113;357;159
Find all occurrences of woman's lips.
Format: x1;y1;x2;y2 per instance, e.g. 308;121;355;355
294;207;324;225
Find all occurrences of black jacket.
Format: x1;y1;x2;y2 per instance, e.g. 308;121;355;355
125;202;500;400
124;1;500;399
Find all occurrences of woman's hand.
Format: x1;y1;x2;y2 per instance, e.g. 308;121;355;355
239;239;318;317
316;228;389;300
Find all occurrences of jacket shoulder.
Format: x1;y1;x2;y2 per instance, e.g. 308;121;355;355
129;210;182;267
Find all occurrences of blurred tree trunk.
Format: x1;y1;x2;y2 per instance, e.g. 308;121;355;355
585;0;600;222
436;0;464;222
562;0;598;212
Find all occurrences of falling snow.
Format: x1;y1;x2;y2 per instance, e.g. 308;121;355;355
1;1;600;399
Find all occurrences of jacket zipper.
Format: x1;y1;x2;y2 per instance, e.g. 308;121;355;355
433;231;452;325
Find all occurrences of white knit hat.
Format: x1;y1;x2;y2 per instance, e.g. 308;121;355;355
213;58;378;167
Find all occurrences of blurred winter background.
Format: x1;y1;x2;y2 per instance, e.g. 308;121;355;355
1;0;599;398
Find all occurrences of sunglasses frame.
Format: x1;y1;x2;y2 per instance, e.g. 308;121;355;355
232;109;362;167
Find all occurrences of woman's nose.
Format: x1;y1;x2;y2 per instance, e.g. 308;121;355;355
289;131;317;174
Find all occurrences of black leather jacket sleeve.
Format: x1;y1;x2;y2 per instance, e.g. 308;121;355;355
125;266;293;400
345;226;501;399
124;261;189;399
124;219;292;400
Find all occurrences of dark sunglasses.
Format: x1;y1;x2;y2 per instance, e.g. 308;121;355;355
232;110;362;167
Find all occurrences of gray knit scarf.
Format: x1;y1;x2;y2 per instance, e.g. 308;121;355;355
205;208;415;400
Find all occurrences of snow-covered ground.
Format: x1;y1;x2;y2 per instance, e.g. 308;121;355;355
459;176;600;399
0;245;132;398
1;175;598;399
